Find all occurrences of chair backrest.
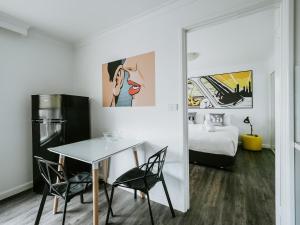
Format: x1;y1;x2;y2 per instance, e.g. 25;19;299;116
35;156;67;195
145;146;168;179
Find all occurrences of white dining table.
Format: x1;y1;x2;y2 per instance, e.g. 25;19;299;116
48;137;145;225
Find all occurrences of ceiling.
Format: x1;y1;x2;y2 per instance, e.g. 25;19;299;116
187;8;277;72
0;0;176;43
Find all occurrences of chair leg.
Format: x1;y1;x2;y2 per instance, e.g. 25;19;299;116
103;182;114;217
146;192;154;225
134;189;137;199
34;184;48;225
106;186;115;225
161;177;175;217
62;198;68;225
80;193;84;204
62;186;70;225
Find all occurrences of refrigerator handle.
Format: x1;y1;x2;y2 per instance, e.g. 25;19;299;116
32;119;67;124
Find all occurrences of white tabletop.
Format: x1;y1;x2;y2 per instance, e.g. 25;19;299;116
48;137;144;164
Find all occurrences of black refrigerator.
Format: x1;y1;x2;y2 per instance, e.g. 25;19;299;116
31;94;91;193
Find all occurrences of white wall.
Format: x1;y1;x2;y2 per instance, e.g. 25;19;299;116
0;28;74;199
187;8;276;147
188;61;274;146
187;9;276;70
73;0;277;212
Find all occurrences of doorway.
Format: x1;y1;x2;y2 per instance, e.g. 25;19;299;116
181;1;295;225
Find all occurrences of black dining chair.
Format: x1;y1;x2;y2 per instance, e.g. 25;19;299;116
34;156;113;225
105;146;175;225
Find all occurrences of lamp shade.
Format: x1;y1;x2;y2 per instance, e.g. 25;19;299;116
244;116;250;124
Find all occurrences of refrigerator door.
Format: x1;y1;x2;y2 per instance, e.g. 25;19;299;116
38;94;62;110
31;94;91;193
31;121;66;193
32;95;63;120
32;95;65;146
32;119;66;146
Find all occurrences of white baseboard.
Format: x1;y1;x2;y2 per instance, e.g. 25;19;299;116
0;181;33;201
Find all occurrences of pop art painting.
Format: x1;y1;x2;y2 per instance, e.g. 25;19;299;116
188;70;253;109
102;51;155;107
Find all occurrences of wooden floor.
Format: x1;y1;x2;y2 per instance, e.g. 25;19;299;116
0;149;274;225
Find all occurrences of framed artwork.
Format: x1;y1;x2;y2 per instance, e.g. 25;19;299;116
188;70;253;109
102;51;155;107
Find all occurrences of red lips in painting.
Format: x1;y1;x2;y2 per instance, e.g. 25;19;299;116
128;79;141;95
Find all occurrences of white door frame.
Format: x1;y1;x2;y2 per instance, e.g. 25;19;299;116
180;0;295;224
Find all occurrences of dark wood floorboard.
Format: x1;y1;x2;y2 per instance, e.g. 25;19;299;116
0;149;274;225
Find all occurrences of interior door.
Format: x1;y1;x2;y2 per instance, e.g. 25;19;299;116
295;65;300;225
295;2;300;223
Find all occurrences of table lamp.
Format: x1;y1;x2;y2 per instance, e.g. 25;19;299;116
243;116;253;136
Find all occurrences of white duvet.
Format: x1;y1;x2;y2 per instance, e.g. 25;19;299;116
188;124;239;157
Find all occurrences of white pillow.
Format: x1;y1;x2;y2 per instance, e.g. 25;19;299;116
224;114;231;126
188;112;196;124
204;119;216;132
205;113;231;126
205;113;224;126
195;113;204;124
204;113;210;122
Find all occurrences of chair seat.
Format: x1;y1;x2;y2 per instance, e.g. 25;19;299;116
69;172;92;183
106;147;175;225
115;168;158;191
52;172;92;198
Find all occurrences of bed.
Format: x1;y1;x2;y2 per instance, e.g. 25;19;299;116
188;112;239;168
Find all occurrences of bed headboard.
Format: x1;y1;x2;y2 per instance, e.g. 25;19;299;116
188;112;196;122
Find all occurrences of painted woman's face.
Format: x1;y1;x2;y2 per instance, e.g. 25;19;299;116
124;64;143;96
122;52;155;106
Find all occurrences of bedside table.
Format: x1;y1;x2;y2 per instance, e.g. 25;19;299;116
241;134;262;151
